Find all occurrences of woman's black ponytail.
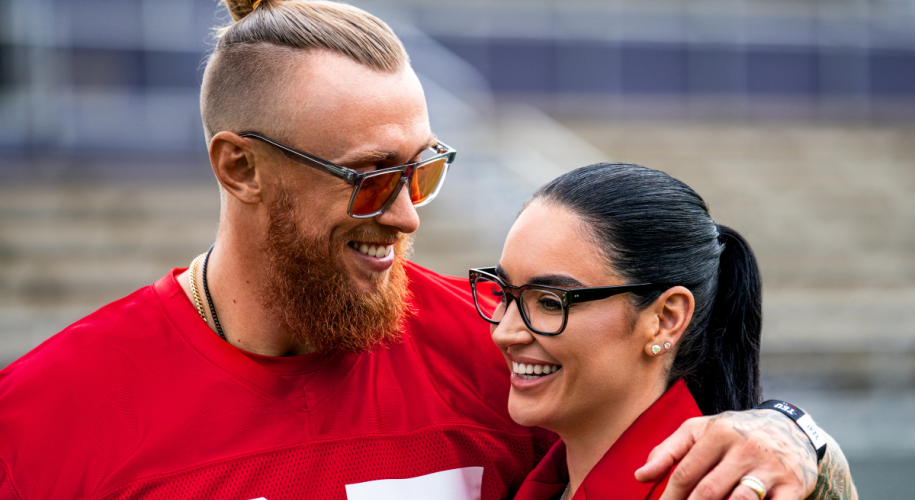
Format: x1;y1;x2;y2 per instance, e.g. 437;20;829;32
534;164;763;415
671;225;763;415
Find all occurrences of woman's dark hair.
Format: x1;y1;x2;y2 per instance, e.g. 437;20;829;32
532;163;762;415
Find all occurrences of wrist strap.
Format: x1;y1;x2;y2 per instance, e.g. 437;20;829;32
755;400;827;463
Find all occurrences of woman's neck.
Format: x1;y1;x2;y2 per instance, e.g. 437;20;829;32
562;381;667;498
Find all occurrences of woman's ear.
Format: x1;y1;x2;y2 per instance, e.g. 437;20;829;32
209;131;263;205
642;286;695;357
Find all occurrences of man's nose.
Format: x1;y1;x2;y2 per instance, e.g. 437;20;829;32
375;181;420;234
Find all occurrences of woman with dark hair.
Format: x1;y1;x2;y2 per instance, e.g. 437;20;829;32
470;163;767;499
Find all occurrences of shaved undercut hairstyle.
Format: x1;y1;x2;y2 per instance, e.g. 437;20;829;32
200;0;410;143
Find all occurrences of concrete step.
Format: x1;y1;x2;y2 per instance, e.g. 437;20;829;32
562;121;915;288
420;110;915;291
3;121;914;389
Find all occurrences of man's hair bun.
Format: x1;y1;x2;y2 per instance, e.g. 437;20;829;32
223;0;274;22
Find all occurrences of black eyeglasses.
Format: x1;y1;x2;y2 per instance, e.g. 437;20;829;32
238;132;457;219
469;267;663;336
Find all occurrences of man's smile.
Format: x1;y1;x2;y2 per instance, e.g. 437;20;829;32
346;239;397;274
348;240;395;258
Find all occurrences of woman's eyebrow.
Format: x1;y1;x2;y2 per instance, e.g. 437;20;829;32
495;266;585;288
527;274;586;288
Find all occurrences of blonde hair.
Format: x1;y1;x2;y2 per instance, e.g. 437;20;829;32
200;0;409;142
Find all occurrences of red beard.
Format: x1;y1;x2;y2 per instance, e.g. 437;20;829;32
260;188;413;353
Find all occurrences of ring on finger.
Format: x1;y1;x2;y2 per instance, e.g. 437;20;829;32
738;475;766;500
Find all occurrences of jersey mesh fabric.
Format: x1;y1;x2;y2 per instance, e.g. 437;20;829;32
100;428;552;500
0;463;20;500
0;261;554;500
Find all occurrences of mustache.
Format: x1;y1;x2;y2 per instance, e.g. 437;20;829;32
342;227;406;245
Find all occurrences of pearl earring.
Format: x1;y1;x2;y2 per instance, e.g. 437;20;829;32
651;345;661;355
664;342;671;350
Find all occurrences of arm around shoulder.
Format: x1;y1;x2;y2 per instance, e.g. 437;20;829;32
635;408;858;500
806;434;858;500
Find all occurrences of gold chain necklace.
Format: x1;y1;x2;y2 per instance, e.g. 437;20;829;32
188;252;208;322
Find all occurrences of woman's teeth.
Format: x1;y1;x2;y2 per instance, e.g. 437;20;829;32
512;361;561;380
350;242;394;258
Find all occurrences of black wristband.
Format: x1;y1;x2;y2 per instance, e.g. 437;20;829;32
755;400;827;464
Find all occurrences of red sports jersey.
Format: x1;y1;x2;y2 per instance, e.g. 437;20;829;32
0;262;553;500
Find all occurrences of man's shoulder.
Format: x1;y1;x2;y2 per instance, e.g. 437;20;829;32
399;262;512;413
403;261;476;320
4;283;161;373
404;260;470;295
0;270;184;402
0;269;210;497
403;261;479;335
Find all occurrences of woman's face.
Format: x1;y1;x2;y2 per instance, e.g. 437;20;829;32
491;201;660;433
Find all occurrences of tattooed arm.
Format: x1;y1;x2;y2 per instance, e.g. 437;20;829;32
634;409;856;500
807;434;858;500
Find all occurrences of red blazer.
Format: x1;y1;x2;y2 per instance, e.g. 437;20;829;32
514;380;702;500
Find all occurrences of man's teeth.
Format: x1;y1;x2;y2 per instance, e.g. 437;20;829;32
351;242;394;258
512;361;561;379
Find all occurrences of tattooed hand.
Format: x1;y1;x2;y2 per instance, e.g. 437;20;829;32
807;434;858;500
634;409;857;500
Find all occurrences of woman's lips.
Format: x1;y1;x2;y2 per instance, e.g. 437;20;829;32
512;361;561;377
508;358;562;389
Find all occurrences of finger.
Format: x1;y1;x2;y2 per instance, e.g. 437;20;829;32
686;468;764;500
684;463;755;500
724;483;764;500
723;474;777;500
636;418;704;483
684;447;769;500
767;484;806;500
657;434;730;500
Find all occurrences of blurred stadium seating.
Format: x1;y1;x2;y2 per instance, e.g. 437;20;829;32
1;0;913;496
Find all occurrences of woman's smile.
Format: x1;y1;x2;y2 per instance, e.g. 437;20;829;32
508;354;563;388
512;361;561;378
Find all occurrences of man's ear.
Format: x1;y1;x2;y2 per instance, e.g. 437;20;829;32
209;131;263;205
642;286;695;357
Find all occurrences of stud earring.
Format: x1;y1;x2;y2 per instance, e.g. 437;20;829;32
664;342;671;350
651;345;661;355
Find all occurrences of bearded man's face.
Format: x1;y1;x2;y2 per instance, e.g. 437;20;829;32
260;187;413;353
247;52;434;352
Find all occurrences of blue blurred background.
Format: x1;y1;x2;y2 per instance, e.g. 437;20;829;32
1;0;914;496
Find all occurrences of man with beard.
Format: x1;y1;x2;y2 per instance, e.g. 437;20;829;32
0;1;855;500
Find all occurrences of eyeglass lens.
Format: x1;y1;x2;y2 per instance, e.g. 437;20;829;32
351;170;403;216
351;156;448;216
409;157;447;204
472;276;565;334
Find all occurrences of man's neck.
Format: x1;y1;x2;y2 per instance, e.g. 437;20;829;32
177;238;314;357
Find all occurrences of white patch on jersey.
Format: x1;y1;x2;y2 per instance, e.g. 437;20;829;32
345;467;484;500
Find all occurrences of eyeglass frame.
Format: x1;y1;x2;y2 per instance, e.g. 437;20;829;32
468;267;665;336
237;132;457;219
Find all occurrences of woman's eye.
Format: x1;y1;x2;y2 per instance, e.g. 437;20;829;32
490;289;506;301
537;297;563;313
